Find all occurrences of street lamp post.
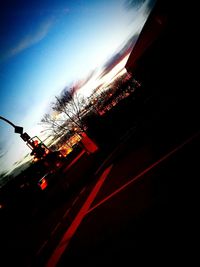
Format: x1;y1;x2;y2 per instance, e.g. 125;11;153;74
0;116;50;159
0;115;32;143
0;116;23;134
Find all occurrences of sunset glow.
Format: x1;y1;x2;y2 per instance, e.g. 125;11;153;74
0;0;153;177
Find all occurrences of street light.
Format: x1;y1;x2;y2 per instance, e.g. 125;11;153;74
0;115;32;142
0;116;23;134
0;115;51;160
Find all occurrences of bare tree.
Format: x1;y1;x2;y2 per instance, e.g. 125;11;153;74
40;87;89;143
52;87;88;133
41;113;78;150
41;113;69;138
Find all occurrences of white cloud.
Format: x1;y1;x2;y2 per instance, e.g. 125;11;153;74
7;19;54;59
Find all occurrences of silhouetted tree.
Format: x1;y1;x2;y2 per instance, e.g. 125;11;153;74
52;87;88;133
41;113;69;136
40;87;89;144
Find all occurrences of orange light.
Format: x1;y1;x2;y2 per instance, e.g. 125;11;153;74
38;177;48;190
34;140;39;146
80;134;98;153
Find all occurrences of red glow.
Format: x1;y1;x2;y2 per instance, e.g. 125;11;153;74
80;134;98;154
38;177;48;190
46;164;113;267
34;140;39;146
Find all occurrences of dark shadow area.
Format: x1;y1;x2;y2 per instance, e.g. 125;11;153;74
0;0;199;266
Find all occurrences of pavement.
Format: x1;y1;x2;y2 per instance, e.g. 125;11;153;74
46;130;200;267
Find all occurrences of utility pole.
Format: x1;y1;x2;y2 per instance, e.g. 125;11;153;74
0;115;23;134
0;116;50;159
0;115;32;144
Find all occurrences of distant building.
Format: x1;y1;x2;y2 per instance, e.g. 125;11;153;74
125;0;168;82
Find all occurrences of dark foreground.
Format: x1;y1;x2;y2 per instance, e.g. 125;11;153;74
57;133;200;267
0;0;199;266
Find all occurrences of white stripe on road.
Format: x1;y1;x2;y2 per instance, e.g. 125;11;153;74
63;208;70;219
71;196;79;207
50;222;61;237
46;164;113;267
79;186;86;195
87;131;200;214
63;187;86;219
36;240;48;256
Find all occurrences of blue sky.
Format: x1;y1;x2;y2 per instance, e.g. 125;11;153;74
0;0;154;175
